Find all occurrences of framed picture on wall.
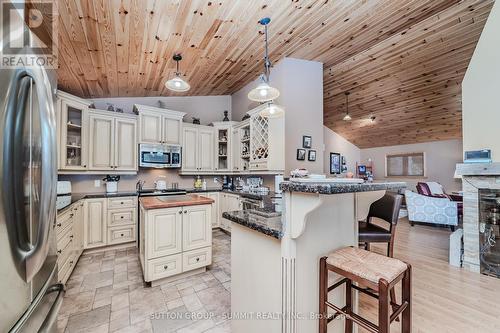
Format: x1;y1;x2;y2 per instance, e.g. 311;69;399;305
297;149;306;161
308;150;317;162
330;152;341;174
303;135;312;148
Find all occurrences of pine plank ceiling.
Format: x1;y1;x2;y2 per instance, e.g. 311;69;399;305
57;0;494;148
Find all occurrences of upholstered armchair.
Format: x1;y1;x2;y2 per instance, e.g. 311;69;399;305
416;182;463;218
405;190;459;230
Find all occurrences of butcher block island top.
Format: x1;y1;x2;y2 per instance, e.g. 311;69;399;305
139;194;214;209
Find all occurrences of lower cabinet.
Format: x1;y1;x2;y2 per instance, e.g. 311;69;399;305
56;195;137;284
219;193;241;232
83;196;137;249
56;201;84;284
140;204;212;282
205;192;219;228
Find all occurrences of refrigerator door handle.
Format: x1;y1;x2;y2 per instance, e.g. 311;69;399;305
2;68;57;282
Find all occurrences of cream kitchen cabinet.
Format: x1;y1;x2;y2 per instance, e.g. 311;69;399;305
56;201;84;284
182;124;215;172
57;91;92;171
248;104;285;172
220;193;241;232
135;104;186;145
83;198;107;249
140;203;212;283
88;110;137;171
213;122;239;172
205;192;220;228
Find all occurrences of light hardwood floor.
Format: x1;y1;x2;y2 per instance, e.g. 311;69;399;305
358;218;500;333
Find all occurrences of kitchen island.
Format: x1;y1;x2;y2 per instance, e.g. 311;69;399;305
139;194;214;286
225;180;406;333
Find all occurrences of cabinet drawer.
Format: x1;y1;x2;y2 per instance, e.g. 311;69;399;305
250;161;267;170
108;196;137;209
108;225;136;245
146;254;182;282
58;252;77;283
56;210;74;237
108;208;136;226
182;247;212;272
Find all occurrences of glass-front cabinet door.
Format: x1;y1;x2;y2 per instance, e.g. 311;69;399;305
59;98;89;170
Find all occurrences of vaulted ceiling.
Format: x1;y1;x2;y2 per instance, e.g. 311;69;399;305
57;0;494;148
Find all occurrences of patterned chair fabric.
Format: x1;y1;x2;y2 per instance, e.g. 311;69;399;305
405;190;458;226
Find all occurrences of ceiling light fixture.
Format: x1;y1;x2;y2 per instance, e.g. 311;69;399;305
165;54;190;92
343;91;352;121
259;101;285;119
248;17;280;103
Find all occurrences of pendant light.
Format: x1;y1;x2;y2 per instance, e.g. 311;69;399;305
248;17;280;103
259;101;284;118
165;54;190;92
343;92;352;121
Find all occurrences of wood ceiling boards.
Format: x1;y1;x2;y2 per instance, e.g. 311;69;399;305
56;0;494;148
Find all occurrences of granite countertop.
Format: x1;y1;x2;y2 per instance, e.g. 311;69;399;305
280;180;406;194
222;208;283;239
139;194;214;210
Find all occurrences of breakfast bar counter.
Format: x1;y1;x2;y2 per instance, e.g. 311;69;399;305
230;180;405;333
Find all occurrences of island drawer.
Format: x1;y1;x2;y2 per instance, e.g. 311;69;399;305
108;225;136;245
108;207;136;226
182;246;212;272
147;254;182;281
108;196;137;209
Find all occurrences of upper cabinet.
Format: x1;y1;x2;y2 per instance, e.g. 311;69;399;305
134;104;186;145
57;91;92;171
182;124;215;173
248;105;285;172
57;90;138;174
88;110;137;171
213;122;239;172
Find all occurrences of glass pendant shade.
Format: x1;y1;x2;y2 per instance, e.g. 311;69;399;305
259;102;284;118
165;75;190;92
248;80;280;102
342;91;351;121
343;113;352;121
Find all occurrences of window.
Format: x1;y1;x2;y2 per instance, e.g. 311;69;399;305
385;152;425;177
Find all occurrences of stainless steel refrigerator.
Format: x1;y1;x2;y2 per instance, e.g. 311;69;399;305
1;3;62;332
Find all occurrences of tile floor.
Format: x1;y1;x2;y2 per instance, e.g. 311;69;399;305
57;230;231;333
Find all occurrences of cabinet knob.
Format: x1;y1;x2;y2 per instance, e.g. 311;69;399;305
163;265;168;270
70;260;74;264
83;165;87;168
120;202;124;204
196;257;200;262
69;213;74;218
120;216;124;219
70;235;74;238
179;211;182;214
120;233;124;237
57;223;62;227
57;250;61;254
184;210;187;214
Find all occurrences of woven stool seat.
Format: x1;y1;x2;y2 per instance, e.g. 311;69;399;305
326;247;407;285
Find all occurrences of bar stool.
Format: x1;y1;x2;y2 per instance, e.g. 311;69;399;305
319;247;411;333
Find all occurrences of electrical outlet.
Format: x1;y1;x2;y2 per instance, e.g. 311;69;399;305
94;180;101;187
214;177;219;183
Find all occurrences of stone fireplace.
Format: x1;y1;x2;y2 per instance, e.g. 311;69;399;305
456;163;500;276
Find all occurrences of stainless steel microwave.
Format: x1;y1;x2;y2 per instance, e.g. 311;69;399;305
139;144;181;168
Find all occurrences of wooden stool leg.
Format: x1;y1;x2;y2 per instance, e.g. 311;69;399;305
378;279;390;333
319;257;328;333
345;279;353;333
402;265;412;333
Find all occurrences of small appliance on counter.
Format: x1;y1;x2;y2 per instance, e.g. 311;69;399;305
56;181;72;210
155;179;167;191
103;175;120;193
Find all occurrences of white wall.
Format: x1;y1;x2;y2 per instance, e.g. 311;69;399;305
323;126;361;174
232;57;324;174
90;95;231;126
462;1;500;160
360;139;463;192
